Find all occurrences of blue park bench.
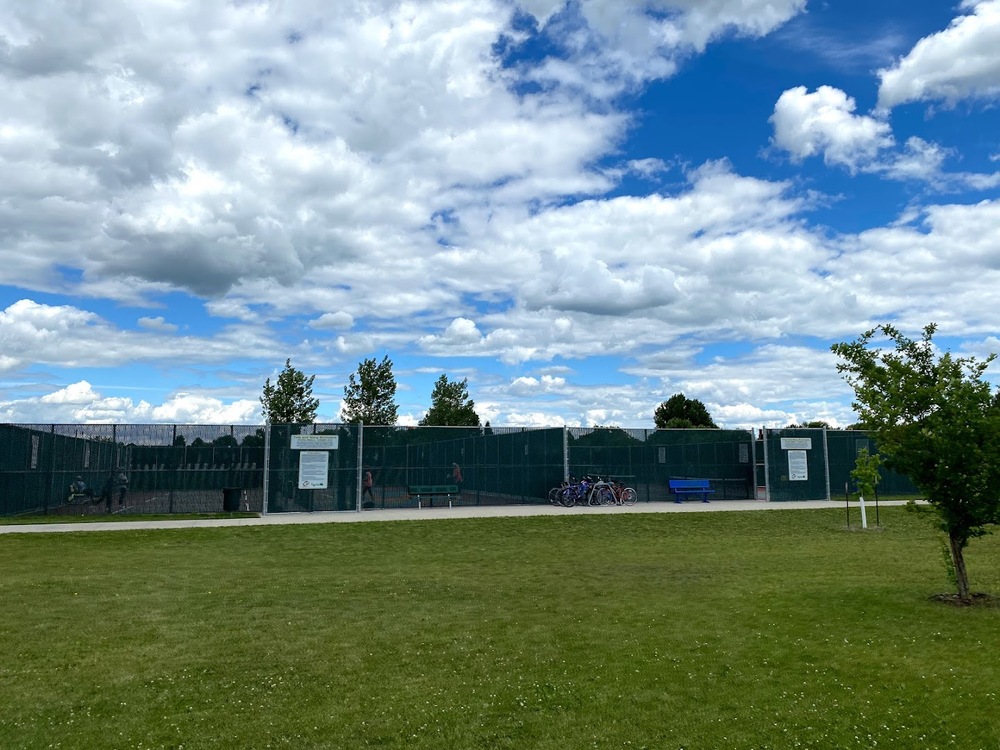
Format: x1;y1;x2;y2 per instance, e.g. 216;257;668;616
407;484;460;508
668;479;714;503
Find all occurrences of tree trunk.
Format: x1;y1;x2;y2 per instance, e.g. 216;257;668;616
948;531;971;602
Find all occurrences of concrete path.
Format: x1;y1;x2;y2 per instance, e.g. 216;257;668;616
0;498;910;534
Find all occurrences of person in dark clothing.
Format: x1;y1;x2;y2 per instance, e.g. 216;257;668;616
362;469;375;508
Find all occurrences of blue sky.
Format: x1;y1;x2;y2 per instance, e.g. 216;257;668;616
2;0;1000;428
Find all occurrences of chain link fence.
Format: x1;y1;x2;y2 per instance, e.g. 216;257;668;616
0;423;918;517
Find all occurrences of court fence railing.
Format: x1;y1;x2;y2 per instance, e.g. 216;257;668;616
0;423;918;517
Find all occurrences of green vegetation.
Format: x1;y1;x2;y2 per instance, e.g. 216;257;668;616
341;355;399;425
654;393;717;428
419;374;480;426
850;447;881;501
260;358;320;425
833;323;1000;601
0;512;259;525
2;508;999;749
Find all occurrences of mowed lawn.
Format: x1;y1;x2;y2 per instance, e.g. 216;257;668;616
2;507;999;749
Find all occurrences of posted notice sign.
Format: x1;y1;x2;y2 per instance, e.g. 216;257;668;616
780;437;812;450
291;434;339;450
298;451;329;489
787;450;808;481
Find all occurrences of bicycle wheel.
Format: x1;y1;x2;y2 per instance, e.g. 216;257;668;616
548;486;561;505
622;487;637;506
559;488;576;507
594;486;614;506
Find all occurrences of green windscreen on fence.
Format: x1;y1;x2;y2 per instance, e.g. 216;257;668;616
825;430;920;499
265;424;360;512
0;423;267;517
568;428;755;502
0;422;924;517
359;425;565;508
762;428;829;501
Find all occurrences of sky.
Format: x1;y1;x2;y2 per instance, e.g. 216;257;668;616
2;0;1000;429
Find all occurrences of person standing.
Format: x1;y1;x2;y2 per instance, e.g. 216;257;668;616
362;468;375;507
452;462;463;497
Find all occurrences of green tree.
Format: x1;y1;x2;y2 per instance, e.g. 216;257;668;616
850;447;881;500
260;359;320;425
241;428;266;447
832;323;1000;601
341;355;399;425
419;375;480;426
654;393;717;429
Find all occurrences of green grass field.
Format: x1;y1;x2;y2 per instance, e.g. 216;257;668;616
2;507;998;749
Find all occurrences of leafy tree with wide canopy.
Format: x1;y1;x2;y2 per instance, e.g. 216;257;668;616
341;355;399;426
420;375;480;426
260;359;320;425
832;323;1000;602
654;393;718;429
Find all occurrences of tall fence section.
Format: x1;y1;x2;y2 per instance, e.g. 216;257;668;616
0;423;918;517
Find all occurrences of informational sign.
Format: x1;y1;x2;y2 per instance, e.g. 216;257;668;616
780;437;812;450
291;434;339;450
298;451;329;489
787;450;808;481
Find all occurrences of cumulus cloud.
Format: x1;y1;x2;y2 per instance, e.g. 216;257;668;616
770;86;893;172
878;0;1000;109
138;316;179;332
1;1;997;430
309;312;354;331
1;380;258;424
515;0;806;98
770;86;1000;188
0;299;284;371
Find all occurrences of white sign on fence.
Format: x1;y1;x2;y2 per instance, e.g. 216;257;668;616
780;437;812;450
787;450;808;481
298;451;329;489
291;434;339;450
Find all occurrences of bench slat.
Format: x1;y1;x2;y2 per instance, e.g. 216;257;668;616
407;485;459;495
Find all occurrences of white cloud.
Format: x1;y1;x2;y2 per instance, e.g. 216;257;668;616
39;380;101;405
770;86;893;172
0;380;258;424
309;312;354;331
770;86;1000;188
150;394;259;424
138;316;179;332
0;299;285;371
519;0;806;97
878;0;1000;109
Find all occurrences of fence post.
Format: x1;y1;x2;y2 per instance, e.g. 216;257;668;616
356;422;364;513
262;424;270;515
563;426;569;483
762;427;771;502
822;427;832;502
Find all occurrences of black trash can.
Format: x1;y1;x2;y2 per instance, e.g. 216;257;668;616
223;487;242;512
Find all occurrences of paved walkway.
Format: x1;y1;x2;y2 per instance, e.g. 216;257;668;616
0;498;909;534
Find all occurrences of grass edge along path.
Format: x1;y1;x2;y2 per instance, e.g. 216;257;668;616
1;507;998;749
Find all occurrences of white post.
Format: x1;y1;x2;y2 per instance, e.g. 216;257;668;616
859;494;868;529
